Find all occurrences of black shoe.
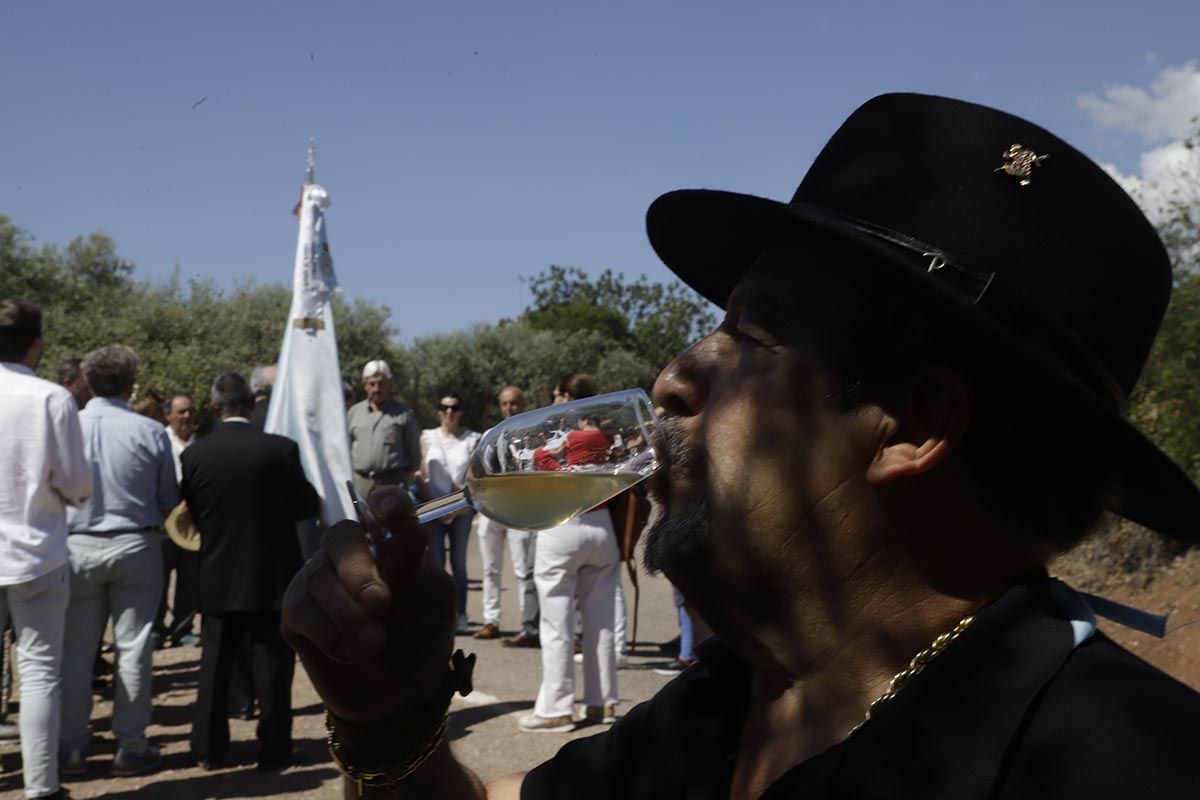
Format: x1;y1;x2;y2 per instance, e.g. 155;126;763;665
191;754;225;771
256;750;302;771
231;706;255;721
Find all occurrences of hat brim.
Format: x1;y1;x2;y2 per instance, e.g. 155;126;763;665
166;504;201;552
647;188;1200;542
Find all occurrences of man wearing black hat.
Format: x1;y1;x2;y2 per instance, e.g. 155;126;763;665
281;94;1200;798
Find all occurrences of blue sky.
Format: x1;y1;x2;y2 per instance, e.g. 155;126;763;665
2;2;1198;341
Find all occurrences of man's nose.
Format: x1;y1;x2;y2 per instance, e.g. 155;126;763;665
653;333;718;419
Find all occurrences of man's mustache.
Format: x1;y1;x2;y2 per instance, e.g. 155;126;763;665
650;417;703;479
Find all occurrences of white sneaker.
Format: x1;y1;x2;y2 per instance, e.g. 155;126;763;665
517;713;575;733
574;650;629;667
456;614;470;634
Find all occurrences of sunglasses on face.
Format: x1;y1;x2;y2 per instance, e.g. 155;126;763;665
439;404;461;413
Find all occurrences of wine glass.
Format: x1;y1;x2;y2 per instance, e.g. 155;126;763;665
347;389;658;544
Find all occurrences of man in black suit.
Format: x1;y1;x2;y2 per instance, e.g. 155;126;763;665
182;371;319;770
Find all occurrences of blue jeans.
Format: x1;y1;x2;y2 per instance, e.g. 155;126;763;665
426;513;473;617
674;586;695;662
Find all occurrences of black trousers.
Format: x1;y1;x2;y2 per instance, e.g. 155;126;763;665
154;538;199;638
191;611;294;763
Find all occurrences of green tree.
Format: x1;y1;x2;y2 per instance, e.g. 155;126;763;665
1126;121;1200;483
523;265;717;372
404;320;643;431
0;215;402;434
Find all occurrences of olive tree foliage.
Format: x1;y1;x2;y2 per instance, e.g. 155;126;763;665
0;214;402;433
404;321;646;431
401;267;716;431
1125;122;1200;483
523;265;717;371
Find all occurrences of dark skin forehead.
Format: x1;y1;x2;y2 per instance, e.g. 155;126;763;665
726;243;868;352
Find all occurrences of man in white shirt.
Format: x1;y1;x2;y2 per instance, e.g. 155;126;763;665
475;386;541;647
0;299;91;800
153;394;200;648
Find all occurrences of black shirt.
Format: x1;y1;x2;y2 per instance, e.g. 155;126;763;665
522;576;1200;799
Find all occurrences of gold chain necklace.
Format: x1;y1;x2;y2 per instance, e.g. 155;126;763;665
850;614;975;735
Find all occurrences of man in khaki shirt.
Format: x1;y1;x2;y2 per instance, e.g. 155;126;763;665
346;360;420;498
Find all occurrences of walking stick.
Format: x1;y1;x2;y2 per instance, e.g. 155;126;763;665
623;492;640;654
2;626;11;718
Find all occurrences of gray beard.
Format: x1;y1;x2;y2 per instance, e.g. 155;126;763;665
641;417;711;575
642;494;709;576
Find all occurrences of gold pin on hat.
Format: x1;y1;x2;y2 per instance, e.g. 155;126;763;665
997;143;1048;186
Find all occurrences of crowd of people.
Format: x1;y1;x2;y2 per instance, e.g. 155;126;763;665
345;363;680;737
0;300;329;798
0;296;681;799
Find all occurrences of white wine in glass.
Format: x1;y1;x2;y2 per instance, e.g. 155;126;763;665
378;389;658;534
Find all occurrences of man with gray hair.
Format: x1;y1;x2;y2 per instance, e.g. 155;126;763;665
182;371;319;770
248;363;276;431
61;344;179;778
347;359;421;498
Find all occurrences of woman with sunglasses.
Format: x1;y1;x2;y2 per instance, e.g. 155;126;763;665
416;394;481;634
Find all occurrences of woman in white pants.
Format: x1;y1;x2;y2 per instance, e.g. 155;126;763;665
518;373;620;732
520;508;620;732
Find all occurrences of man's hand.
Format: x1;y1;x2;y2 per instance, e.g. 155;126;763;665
282;486;457;725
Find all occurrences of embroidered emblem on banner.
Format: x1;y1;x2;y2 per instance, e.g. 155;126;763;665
997;144;1048;187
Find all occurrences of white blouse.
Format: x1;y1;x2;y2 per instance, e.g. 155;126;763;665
421;427;481;497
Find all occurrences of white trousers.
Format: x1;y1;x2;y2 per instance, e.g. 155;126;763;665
533;509;619;718
60;532;163;756
0;564;70;799
477;515;538;631
579;575;628;651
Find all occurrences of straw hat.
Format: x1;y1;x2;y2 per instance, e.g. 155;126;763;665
165;502;201;552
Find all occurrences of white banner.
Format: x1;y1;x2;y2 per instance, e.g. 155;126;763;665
266;180;355;526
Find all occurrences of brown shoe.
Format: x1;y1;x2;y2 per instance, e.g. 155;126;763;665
502;630;540;648
585;703;617;724
473;622;501;640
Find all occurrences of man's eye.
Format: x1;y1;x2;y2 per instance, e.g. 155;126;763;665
720;320;750;342
722;319;775;348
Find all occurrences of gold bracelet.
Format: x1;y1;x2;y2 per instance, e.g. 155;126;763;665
326;711;449;795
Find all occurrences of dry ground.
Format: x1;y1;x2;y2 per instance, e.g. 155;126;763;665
0;549;682;800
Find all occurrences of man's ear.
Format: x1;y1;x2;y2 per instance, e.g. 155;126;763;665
865;365;972;485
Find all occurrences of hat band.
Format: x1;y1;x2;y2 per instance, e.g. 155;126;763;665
807;209;1128;412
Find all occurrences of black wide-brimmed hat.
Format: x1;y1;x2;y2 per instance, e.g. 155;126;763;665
647;92;1200;542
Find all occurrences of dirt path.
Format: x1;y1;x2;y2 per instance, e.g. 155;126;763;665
0;557;681;799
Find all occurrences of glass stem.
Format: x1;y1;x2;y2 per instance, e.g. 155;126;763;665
415;490;470;525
